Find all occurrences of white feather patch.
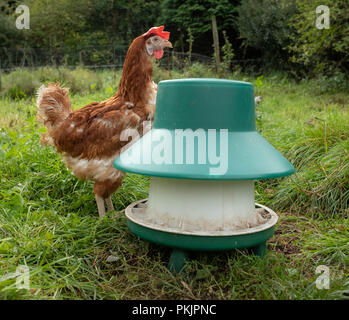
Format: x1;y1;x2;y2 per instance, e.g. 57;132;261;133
64;153;123;182
36;84;46;107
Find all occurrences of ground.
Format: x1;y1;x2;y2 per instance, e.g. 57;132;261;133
0;69;348;299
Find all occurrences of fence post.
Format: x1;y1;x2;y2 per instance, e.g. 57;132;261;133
211;15;220;72
79;50;84;67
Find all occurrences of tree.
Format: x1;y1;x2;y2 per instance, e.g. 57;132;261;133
0;0;23;47
237;0;296;66
288;0;349;76
86;0;161;46
20;0;160;49
0;0;25;69
22;0;94;49
0;11;21;48
159;0;239;56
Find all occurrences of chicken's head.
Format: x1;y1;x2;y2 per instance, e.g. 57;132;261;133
144;26;172;60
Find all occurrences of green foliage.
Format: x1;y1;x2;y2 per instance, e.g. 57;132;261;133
0;2;22;47
22;0;92;48
160;0;237;35
20;0;161;49
288;0;349;76
1;69;40;99
0;67;118;98
254;75;264;89
0;0;348;84
304;72;349;94
159;0;238;55
88;0;161;45
152;62;216;83
53;68;105;94
237;0;296;65
220;30;235;73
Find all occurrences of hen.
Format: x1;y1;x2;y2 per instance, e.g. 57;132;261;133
36;26;172;217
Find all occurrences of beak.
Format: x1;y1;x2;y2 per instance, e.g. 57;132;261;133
162;39;173;49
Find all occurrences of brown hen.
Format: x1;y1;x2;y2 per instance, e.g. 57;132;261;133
36;26;172;217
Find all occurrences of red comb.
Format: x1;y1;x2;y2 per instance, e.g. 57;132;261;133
143;26;170;40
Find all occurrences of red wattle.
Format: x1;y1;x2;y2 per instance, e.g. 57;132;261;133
154;49;164;60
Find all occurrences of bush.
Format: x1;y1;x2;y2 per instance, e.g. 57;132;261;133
37;67;106;94
237;0;296;67
56;68;104;94
152;62;216;83
1;69;41;99
220;30;235;74
0;67;116;98
187;62;215;78
289;0;349;76
304;72;349;94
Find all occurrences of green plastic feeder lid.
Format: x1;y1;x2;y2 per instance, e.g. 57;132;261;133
114;78;295;180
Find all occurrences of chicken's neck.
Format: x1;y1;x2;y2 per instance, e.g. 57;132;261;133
117;41;155;109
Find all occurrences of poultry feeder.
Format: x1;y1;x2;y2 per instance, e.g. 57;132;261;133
113;78;295;273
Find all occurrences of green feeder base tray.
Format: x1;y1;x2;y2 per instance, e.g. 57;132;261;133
126;200;277;274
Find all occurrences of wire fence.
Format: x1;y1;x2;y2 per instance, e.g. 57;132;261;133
0;45;262;73
0;45;214;72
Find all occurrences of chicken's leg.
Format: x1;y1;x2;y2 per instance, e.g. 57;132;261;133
106;196;115;212
95;194;106;218
93;178;124;218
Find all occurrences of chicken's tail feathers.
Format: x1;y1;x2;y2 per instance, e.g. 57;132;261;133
36;83;72;145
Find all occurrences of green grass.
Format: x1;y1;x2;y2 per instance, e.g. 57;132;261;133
0;67;348;299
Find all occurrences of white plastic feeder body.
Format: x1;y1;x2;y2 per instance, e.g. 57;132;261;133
147;177;260;233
